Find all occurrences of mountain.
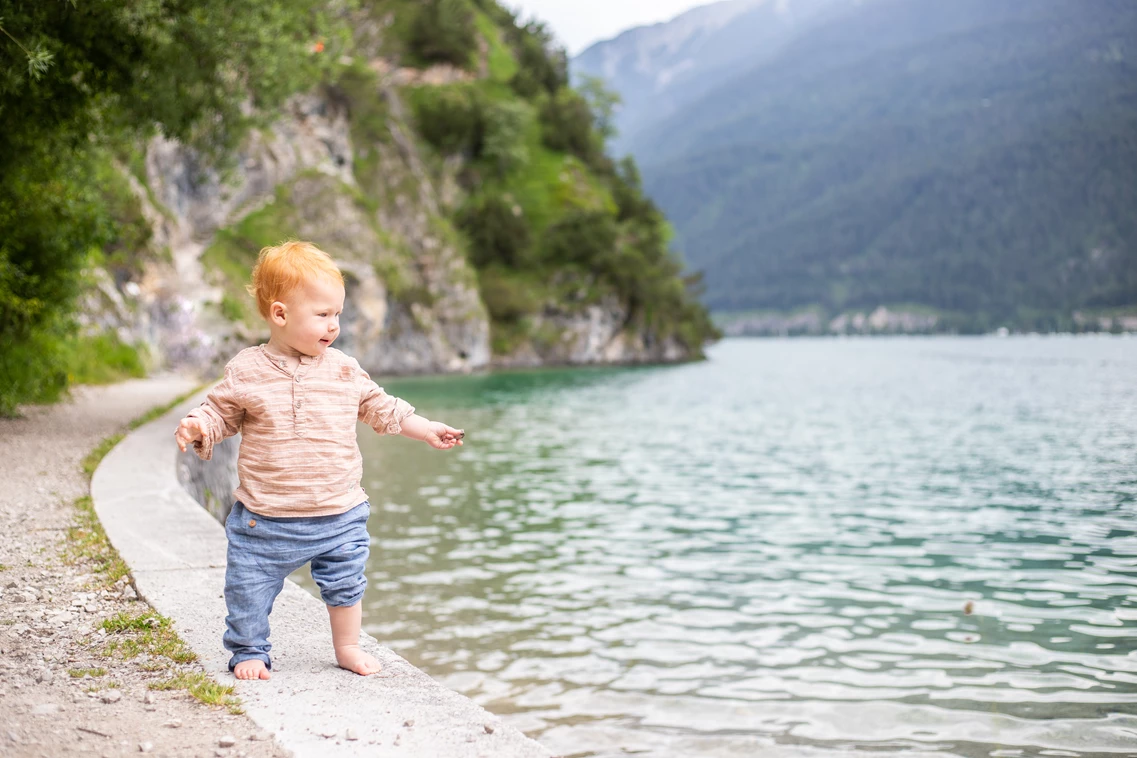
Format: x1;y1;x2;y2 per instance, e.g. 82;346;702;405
576;0;1137;331
572;0;840;156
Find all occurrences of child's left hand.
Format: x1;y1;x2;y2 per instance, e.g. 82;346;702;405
424;422;464;450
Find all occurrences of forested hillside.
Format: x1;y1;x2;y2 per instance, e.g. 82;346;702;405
584;0;1137;331
0;0;716;415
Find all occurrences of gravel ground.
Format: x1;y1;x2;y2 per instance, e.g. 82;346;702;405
0;378;288;758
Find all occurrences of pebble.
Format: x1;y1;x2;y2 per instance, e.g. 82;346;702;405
250;730;271;741
32;703;61;715
139;741;154;753
163;719;182;728
143;692;155;704
218;735;237;747
403;719;415;728
345;728;359;741
101;690;122;704
484;723;495;734
121;586;138;601
319;728;337;739
84;604;98;614
36;668;53;683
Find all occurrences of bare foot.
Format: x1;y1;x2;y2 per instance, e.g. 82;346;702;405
335;644;382;676
233;659;271;680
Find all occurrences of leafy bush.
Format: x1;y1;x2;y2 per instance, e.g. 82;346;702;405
508;21;567;98
0;0;335;412
457;195;532;267
480;99;532;175
67;333;147;385
539;89;600;166
408;0;478;68
478;266;542;323
409;85;484;156
539;210;617;268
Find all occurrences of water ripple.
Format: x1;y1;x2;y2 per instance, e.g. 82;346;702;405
294;336;1137;757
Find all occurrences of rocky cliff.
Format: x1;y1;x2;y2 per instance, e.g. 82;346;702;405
83;72;701;377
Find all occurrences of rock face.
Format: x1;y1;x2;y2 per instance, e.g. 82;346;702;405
84;74;698;378
90;89;489;378
494;296;688;369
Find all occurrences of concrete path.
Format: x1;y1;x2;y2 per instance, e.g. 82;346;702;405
91;389;553;758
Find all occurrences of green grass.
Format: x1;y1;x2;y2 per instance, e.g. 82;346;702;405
82;436;125;479
201;189;299;325
69;667;107;678
127;385;208;432
150;672;243;714
474;9;517;83
71;383;204;586
67;333;148;387
487;118;615;236
336;62;392;193
64;495;130;589
101;610;198;664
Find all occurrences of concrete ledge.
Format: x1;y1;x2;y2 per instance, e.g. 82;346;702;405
92;390;553;757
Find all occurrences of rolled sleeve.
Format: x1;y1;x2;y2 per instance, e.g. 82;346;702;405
186;366;245;460
356;365;415;436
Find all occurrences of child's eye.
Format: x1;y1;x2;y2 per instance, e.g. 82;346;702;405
318;312;328;317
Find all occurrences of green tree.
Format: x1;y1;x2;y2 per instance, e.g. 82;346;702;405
0;0;337;415
577;74;621;143
408;0;477;68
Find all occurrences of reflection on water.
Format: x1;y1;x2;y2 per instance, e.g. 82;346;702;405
298;337;1137;757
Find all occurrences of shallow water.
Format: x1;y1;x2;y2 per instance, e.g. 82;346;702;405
302;336;1137;756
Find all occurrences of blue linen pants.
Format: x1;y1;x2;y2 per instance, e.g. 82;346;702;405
223;500;370;671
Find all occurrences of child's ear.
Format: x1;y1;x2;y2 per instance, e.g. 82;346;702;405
270;301;287;326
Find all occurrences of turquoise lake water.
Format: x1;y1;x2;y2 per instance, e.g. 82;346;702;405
302;336;1137;757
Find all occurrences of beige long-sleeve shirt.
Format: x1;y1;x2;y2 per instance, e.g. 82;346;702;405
187;345;414;518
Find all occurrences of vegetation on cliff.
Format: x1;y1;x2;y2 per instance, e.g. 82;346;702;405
0;0;715;415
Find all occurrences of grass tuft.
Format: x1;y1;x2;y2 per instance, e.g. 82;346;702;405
100;610;198;664
150;672;243;713
64;495;130;588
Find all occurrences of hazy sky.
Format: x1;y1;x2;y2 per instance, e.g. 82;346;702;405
507;0;708;54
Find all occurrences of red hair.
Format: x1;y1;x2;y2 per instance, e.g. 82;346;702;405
246;241;344;319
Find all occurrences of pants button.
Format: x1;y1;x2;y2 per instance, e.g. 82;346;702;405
248;519;257;527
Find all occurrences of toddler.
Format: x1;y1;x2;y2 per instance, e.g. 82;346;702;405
174;241;463;680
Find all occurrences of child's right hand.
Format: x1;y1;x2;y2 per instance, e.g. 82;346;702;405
174;417;206;452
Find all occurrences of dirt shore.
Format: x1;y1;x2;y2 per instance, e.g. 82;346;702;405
0;378;287;758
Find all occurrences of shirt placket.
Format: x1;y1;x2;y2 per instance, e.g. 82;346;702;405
293;360;309;438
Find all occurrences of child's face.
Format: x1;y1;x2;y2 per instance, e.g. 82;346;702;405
275;276;345;356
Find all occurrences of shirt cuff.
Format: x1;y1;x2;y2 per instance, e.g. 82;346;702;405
192;436;214;461
186;408;215;461
383;400;416;436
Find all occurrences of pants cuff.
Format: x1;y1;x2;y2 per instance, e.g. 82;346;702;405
228;652;272;672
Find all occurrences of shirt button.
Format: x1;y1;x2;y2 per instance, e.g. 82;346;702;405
248;519;256;527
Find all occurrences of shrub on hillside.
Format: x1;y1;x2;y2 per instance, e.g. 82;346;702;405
508;21;567;98
410;85;484;156
457;195;532;267
409;0;478;68
540;210;617;268
539;89;600;166
478;266;541;323
480;99;533;175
